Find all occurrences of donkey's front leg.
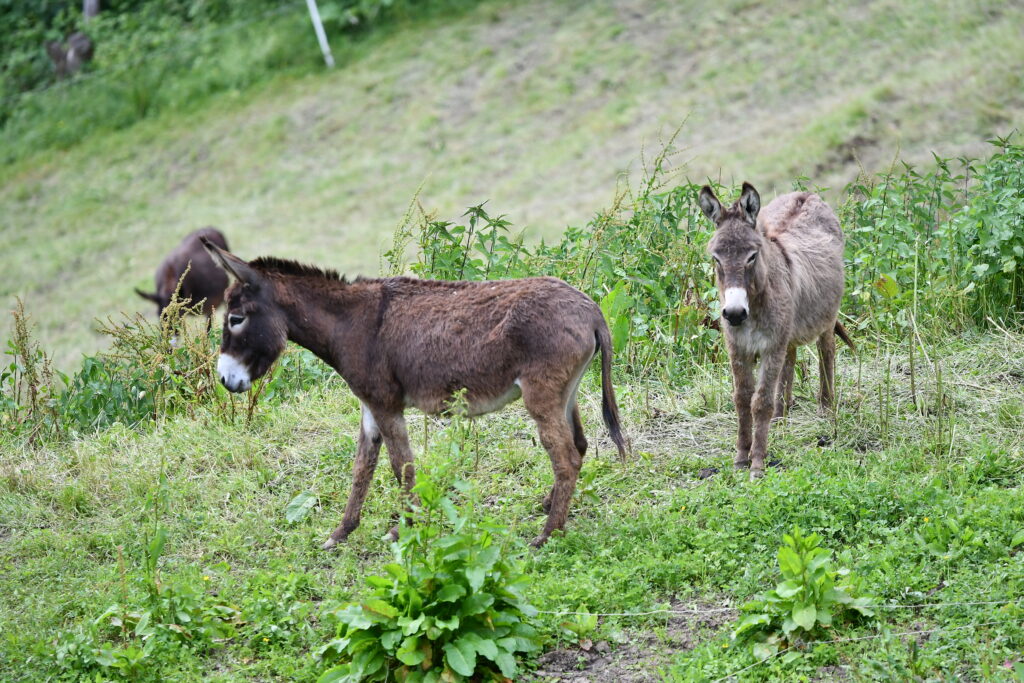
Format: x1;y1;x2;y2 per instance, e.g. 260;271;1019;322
775;346;796;419
729;352;756;469
377;413;419;540
323;405;383;550
750;346;787;479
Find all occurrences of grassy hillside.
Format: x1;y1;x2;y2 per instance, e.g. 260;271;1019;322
2;0;1024;680
1;0;1023;368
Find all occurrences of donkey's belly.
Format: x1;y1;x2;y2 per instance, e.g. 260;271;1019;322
467;380;522;416
404;380;522;417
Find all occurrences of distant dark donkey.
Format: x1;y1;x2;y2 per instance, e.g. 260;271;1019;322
200;239;628;548
699;183;852;479
136;228;230;319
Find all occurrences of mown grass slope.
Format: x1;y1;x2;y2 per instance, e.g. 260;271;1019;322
2;0;1023;368
2;329;1022;680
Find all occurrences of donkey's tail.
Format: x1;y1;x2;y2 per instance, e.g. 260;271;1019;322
835;320;855;351
595;324;629;460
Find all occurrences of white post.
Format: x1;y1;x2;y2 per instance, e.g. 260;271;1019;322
305;0;336;68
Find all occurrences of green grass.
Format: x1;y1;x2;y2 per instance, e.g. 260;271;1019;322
2;330;1022;679
2;0;1023;369
2;0;1024;679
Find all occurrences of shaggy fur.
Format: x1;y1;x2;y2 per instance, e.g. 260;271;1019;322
136;228;230;319
700;183;847;479
201;239;629;548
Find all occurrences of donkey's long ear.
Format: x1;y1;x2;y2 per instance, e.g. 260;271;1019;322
698;185;723;224
738;182;761;225
201;237;261;286
135;288;160;304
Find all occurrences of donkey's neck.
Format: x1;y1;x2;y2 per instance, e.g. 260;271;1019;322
272;275;370;367
749;234;792;311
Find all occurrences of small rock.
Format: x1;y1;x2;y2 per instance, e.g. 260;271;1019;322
698;466;719;479
595;640;611;654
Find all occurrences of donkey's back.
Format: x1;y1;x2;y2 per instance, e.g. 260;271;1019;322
759;192;844;344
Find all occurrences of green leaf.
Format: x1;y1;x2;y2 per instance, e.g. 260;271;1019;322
1011;529;1024;548
285;491;317;524
459;591;494;616
494;650;518;677
444;638;477;676
134;610;153;637
383;563;407;581
434;614;460;631
464;632;498;660
775;580;802;598
465;566;486;591
397;636;425;665
777;546;802;577
361;599;399;620
147;527;167;571
399;614;425;636
365;575;392;589
792;603;816;630
873;273;899;298
380;628;403;650
317;664;355;683
435;583;467;603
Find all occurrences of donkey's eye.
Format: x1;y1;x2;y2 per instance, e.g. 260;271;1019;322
228;314;245;328
747;253;758;264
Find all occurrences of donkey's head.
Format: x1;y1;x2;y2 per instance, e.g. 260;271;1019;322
700;182;764;327
201;238;288;392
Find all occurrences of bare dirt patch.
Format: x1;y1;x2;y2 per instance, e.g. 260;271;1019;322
529;600;736;682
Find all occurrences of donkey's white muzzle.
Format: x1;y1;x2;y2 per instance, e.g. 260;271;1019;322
722;287;750;326
217;354;252;392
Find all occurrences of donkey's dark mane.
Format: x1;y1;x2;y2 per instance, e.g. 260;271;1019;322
251;256;348;282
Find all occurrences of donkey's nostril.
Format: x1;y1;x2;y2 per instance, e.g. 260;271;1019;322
723;308;748;326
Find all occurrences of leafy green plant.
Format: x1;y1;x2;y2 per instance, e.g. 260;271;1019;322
1;298;59;441
914;515;983;561
732;527;876;660
316;470;541;682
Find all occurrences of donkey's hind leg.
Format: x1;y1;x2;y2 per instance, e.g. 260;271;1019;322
543;403;587;514
775;345;796;419
323;405;384;549
522;378;583;547
817;326;837;414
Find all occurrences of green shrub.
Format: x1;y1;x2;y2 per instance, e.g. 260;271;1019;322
732;527;876;660
316;471;541;682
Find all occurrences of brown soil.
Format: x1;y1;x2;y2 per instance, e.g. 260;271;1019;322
528;600;736;682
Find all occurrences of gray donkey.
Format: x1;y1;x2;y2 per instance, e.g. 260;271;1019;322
699;182;851;479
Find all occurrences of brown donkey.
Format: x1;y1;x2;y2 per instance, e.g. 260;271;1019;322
200;239;628;548
136;227;230;319
699;183;850;479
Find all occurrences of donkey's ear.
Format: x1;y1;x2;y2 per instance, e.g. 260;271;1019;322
201;237;261;286
738;182;761;224
135;288;160;304
698;185;723;224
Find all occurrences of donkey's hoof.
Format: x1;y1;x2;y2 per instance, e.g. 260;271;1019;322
529;534;549;548
321;537;338;551
734;460;751;471
386;525;399;541
749;468;765;481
